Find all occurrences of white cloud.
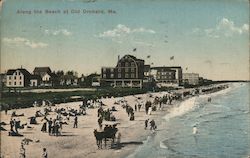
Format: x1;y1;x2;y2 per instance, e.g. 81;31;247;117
44;29;72;36
3;37;48;48
216;18;248;36
98;24;155;38
192;18;248;38
133;27;156;34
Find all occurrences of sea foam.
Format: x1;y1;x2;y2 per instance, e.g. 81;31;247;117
163;97;197;121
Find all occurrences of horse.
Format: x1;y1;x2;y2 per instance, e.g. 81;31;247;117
93;129;105;149
93;128;118;149
103;127;118;146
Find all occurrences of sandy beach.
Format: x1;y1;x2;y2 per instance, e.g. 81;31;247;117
0;84;229;158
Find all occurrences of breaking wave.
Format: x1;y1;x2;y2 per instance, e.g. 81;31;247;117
163;97;197;121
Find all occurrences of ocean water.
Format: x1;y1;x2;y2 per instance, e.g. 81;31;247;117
126;83;250;158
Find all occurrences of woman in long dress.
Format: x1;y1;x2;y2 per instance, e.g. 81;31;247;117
41;117;47;132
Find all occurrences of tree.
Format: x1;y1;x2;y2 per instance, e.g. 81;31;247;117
66;71;74;76
56;70;64;77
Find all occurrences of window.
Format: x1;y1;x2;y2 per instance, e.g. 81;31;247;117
131;68;135;72
131;73;135;78
118;73;121;78
118;63;121;67
9;76;11;80
110;68;114;73
19;82;22;85
103;68;106;72
9;82;11;85
125;68;129;73
125;73;129;78
131;62;135;67
103;74;106;78
118;68;121;72
125;62;129;67
14;82;16;85
14;76;16;80
20;76;22;79
111;74;114;78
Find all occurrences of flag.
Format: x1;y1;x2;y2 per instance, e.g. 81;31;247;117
147;55;151;58
170;56;174;60
133;48;137;52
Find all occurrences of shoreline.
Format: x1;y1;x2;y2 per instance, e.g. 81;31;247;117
121;83;234;158
0;83;231;158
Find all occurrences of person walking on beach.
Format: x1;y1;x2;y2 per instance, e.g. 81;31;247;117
138;104;141;111
41;117;47;132
10;118;14;131
48;118;52;135
14;119;19;133
150;119;156;131
145;101;152;115
148;106;152;115
159;101;163;110
193;125;198;135
73;115;78;128
145;119;149;130
55;119;60;136
42;148;48;158
5;107;8;115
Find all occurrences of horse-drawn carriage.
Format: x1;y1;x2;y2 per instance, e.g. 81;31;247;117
93;121;119;149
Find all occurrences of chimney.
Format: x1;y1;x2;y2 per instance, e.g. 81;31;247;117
118;55;120;61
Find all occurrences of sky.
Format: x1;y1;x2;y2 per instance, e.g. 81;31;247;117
0;0;249;80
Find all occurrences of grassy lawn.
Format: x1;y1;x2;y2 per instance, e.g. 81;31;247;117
0;87;148;110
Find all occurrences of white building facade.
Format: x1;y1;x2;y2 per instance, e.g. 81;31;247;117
6;69;30;87
183;73;199;85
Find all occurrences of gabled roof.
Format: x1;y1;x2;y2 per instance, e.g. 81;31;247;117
6;68;31;76
33;67;51;73
18;69;31;76
116;54;144;67
121;54;144;62
6;69;16;75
